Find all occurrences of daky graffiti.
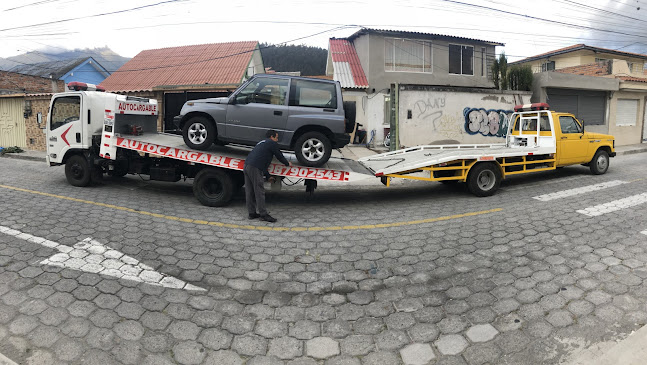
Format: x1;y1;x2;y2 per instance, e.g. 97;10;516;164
463;108;513;137
413;96;446;119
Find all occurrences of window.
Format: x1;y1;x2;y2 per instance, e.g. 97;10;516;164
234;77;289;105
559;116;583;134
616;99;638;126
541;61;555;72
385;38;432;73
289;80;337;108
449;44;473;75
50;96;80;130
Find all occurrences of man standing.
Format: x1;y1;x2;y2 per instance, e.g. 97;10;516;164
244;130;292;222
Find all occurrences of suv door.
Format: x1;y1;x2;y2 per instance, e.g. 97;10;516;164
556;115;587;165
225;76;289;144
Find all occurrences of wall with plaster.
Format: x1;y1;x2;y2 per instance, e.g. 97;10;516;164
398;87;531;147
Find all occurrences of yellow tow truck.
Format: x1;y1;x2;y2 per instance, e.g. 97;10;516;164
360;103;616;196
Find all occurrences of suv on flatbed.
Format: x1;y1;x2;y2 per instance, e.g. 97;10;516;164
173;74;352;167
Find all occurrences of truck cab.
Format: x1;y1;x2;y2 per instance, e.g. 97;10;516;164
509;103;615;174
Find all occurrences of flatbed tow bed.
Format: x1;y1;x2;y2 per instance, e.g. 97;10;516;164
45;83;614;206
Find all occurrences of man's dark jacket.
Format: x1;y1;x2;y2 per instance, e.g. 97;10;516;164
244;138;290;179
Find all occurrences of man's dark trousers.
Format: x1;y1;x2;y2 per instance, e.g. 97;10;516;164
244;164;267;216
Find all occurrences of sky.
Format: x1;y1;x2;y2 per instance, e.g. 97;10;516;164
1;0;647;63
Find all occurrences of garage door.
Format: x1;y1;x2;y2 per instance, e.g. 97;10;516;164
0;98;26;148
547;88;606;126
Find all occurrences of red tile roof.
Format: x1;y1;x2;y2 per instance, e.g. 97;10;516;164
101;41;258;92
329;39;368;88
555;62;611;76
618;76;647;83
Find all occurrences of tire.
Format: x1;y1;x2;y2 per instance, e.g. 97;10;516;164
467;162;501;197
294;131;332;167
590;149;609;175
192;168;234;207
182;116;216;150
65;154;92;187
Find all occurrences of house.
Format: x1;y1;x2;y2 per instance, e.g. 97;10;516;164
0;72;65;150
8;57;110;85
100;41;264;131
510;44;647;146
327;28;530;148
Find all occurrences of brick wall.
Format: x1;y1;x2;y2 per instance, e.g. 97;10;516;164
24;95;52;151
0;71;65;94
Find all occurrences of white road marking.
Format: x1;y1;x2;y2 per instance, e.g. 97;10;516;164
641;231;647;236
0;225;205;291
576;193;647;217
533;180;627;202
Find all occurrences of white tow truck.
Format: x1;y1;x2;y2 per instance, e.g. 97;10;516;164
46;83;615;206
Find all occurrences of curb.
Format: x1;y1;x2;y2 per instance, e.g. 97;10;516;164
1;153;46;162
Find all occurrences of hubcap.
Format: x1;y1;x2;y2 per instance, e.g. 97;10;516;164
188;123;207;144
301;138;324;162
597;155;608;171
205;178;223;197
71;163;84;179
477;170;496;191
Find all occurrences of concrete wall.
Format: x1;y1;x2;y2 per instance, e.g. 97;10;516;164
397;86;530;148
356;33;496;92
342;89;390;144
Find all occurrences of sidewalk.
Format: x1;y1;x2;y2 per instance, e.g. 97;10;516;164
3;143;646;163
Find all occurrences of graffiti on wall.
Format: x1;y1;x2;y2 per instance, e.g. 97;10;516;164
463;108;513;137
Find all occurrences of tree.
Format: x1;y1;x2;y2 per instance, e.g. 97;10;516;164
259;43;327;76
508;65;533;91
491;52;508;90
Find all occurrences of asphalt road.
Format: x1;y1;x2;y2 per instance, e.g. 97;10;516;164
0;152;646;365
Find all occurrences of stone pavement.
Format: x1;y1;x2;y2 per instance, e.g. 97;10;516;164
1;146;647;364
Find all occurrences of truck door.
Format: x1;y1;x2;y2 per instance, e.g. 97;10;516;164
225;76;289;144
556;115;587;165
47;95;82;162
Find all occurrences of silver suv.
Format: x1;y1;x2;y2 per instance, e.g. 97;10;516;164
173;74;352;167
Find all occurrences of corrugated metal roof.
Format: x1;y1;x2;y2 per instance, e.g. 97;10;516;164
511;44;647;65
8;57;89;79
329;39;368;89
348;28;504;46
100;41;258;92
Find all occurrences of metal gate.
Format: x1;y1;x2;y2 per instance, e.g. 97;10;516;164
546;88;606;126
0;97;26;148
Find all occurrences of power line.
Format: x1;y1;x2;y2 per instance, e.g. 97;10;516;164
0;0;185;33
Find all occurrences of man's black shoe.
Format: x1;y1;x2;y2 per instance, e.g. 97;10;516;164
260;214;277;223
248;213;261;219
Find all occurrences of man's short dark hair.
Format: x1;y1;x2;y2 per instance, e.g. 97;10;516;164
266;130;278;138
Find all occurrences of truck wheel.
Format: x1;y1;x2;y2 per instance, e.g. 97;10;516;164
590;149;609;175
193;168;233;207
467;163;501;197
294;131;332;167
183;116;216;150
65;155;92;187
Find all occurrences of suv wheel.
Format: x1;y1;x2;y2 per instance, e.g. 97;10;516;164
294;131;332;167
182;116;215;150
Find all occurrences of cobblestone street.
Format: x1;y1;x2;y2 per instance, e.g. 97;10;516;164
1;152;647;365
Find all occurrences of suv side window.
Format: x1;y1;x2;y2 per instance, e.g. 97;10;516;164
559;116;582;134
234;77;288;105
289;80;337;108
50;96;80;130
